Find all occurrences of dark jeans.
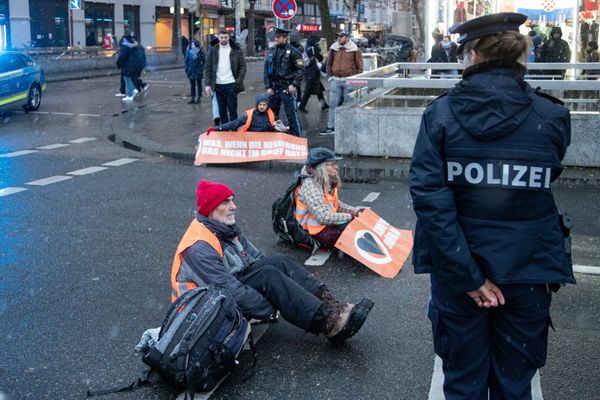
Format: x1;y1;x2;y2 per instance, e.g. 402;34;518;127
429;275;552;400
298;83;326;110
239;254;328;333
268;89;303;137
313;222;349;250
215;82;238;123
190;78;202;98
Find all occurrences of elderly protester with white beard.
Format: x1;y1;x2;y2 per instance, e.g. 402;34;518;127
295;148;364;249
170;180;373;343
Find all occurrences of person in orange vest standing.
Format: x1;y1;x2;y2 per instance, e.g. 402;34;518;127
170;180;374;343
206;94;275;133
295;148;364;249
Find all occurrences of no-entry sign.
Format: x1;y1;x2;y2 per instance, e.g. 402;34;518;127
272;0;297;20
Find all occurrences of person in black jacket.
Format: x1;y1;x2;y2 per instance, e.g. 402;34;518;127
539;26;572;78
409;13;574;400
264;27;304;137
116;35;138;101
298;38;328;113
185;39;206;104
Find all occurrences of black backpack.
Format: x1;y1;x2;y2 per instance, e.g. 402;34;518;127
272;176;321;253
88;286;252;398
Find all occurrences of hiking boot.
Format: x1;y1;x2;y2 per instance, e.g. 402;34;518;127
315;286;344;308
323;299;374;343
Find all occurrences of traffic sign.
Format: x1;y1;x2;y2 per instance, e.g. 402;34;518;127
69;0;81;10
272;0;296;20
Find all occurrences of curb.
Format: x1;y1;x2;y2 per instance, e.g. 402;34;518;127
45;64;184;83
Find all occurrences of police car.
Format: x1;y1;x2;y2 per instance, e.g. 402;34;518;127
0;50;45;112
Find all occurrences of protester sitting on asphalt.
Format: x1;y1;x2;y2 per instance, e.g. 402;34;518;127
170;180;374;343
295;148;363;249
207;94;275;133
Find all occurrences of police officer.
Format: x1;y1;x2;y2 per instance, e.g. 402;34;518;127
409;13;575;400
264;27;304;137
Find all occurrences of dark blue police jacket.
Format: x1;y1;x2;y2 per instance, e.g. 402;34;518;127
409;61;576;295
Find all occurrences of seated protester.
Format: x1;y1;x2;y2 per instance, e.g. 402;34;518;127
207;94;275;133
295;148;364;250
171;180;373;343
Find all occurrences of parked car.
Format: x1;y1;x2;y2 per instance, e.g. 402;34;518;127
0;50;46;112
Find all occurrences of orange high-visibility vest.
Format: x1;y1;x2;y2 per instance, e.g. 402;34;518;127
238;109;276;132
295;186;339;235
170;219;223;303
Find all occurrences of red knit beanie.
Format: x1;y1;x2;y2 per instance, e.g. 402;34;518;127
196;180;235;217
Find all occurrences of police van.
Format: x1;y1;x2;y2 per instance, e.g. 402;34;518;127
0;50;45;112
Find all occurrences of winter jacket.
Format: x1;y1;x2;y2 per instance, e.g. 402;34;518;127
264;42;304;90
204;40;246;91
540;27;572;77
185;46;206;80
409;61;575;296
181;214;275;320
116;38;139;77
217;94;275;132
303;45;324;93
326;40;364;78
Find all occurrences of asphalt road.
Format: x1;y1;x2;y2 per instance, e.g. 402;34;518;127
0;71;599;400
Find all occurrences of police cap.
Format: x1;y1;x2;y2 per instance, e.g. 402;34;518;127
450;12;527;54
306;147;343;166
274;27;291;36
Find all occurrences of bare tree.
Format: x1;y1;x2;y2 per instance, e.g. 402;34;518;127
319;1;335;48
172;0;182;60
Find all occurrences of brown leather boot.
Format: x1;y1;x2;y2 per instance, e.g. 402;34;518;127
322;299;374;343
315;286;344;309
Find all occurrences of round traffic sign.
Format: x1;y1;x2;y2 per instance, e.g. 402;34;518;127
272;0;297;20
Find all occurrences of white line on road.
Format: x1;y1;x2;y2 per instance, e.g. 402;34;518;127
0;150;39;158
30;111;50;114
36;143;71;150
78;113;102;117
573;265;600;275
362;192;380;202
26;176;73;186
67;166;108;176
50;112;75;116
0;187;28;197
69;137;98;144
428;356;544;399
102;158;139;167
304;251;332;266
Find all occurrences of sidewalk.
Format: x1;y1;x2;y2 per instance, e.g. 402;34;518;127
105;62;600;185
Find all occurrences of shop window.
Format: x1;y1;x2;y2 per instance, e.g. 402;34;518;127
84;2;115;46
124;5;141;40
29;0;69;47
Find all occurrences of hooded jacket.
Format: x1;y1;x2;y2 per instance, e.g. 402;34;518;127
326;39;364;78
180;214;275;320
217;94;275;132
409;61;575;295
540;27;572;64
116;37;140;77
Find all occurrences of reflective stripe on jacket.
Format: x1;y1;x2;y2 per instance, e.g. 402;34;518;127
239;108;275;132
295;186;339;235
170;219;223;302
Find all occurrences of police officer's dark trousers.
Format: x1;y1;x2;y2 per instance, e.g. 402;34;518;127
238;253;327;333
268;89;303;137
429;275;552;400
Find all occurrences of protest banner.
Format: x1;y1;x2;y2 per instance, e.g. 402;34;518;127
335;209;413;278
195;131;308;165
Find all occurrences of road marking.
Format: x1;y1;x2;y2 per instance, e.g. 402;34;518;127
362;192;380;202
304;251;332;266
67;166;108;176
78;113;102;117
428;356;544;399
102;158;139;167
0;187;28;197
0;149;39;158
26;175;73;186
573;265;600;275
50;112;75;116
36;143;71;150
30;111;50;114
69;137;98;144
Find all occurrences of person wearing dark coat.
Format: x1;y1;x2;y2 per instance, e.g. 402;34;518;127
171;180;374;343
116;36;139;100
130;36;148;94
409;13;574;399
539;26;572;78
185;39;206;104
298;41;328;113
207;94;275;133
427;28;445;76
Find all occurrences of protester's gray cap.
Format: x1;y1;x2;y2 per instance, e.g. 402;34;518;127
336;31;351;37
450;12;527;54
306;148;343;166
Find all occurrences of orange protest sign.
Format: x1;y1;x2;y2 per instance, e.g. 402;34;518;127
335;209;413;279
194;131;308;165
